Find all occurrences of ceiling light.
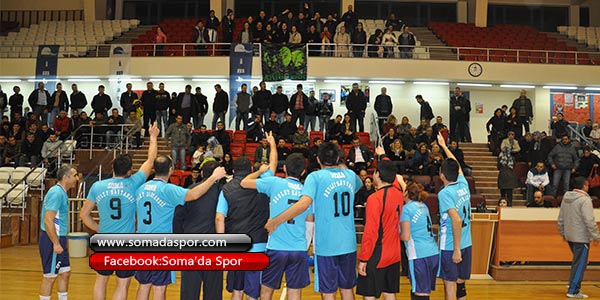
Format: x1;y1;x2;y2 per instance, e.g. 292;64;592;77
68;78;101;82
108;78;142;82
0;79;22;82
457;83;492;87
27;79;62;82
368;80;406;84
191;78;228;82
324;80;361;84
543;86;577;90
500;84;535;89
585;87;600;91
413;81;449;85
149;78;185;82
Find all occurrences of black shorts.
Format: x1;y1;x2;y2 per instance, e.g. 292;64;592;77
356;262;400;297
96;269;135;278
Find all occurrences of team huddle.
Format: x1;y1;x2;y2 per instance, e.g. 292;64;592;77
38;122;472;300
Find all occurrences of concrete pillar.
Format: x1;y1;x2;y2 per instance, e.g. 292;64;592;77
588;0;600;26
457;0;468;24
467;0;476;24
341;0;354;17
225;0;234;15
570;4;580;26
210;0;224;20
115;0;123;20
83;0;96;21
474;0;488;27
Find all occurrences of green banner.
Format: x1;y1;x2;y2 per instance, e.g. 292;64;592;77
261;44;307;82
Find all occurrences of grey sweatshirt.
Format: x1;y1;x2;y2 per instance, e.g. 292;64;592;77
558;190;600;243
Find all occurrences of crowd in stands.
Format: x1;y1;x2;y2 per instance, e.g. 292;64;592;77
150;4;417;58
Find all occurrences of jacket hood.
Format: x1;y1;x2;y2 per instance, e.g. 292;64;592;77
562;190;587;204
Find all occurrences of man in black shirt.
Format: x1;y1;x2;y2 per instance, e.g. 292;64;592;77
264;112;280;138
69;84;87;112
155;82;171;136
91;85;112;118
194;87;209;129
174;161;224;300
211;84;229;130
345;83;367;132
270;86;289;124
213;121;230;154
279;113;297;142
449;87;470;143
511;89;533;134
120;83;138;114
9;86;23;121
141;82;157;135
374;87;392;134
416;94;434;123
253;81;271;124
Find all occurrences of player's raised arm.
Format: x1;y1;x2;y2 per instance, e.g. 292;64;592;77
139;122;160;177
184;166;227;201
80;200;99;233
240;164;270;189
265;195;313;234
267;131;278;174
437;133;463;175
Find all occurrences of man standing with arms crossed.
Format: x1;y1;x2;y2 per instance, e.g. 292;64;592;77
79;122;159;300
241;132;314;300
265;141;362;300
38;164;80;300
437;133;472;300
134;156;227;300
558;176;600;299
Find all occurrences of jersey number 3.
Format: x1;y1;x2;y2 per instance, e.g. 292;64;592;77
143;201;152;225
333;192;351;217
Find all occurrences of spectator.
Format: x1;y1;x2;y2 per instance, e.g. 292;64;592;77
418;127;436;147
253;81;271;124
271;86;289;124
388;139;406;173
375;87;392;133
0;136;6;159
3;136;21;166
501;104;509;116
166;115;191;170
264;112;280;137
320;26;333;56
19;133;41;167
518;132;534;162
486;108;506;156
69;83;87;112
415;95;434;123
256;10;268;29
416;119;430;137
0;121;10;138
526;190;553;207
398;116;412;136
193;20;210;56
238;22;253;44
382;26;398;58
206;10;220;31
288;25;301;44
429;143;444;176
383;127;400;155
212;84;229;130
168;92;178;126
191;124;211;151
28;82;51;124
105;108;124;147
525;162;551;206
41;133;61;176
90;112;107;148
324;14;337;36
402;127;418;153
511;89;533;134
205;136;223;161
183;167;201;188
304;24;320;55
346;83;367;132
246;114;265;142
234;83;251;131
0;86;6;119
548;135;579;196
12;111;26;130
275;22;290;44
276;138;291;168
341;4;357;35
500;131;521;154
310;12;324;32
354;176;375;220
53;110;70;140
175;85;197;125
253;21;266;43
155;82;170;136
289;84;308;126
222;153;233;175
279;113;297;142
304;90;319;131
9;86;23;120
583;119;593;138
74;112;90;147
141;82;157;134
155;26;167;56
9;123;23;142
120;83;138;114
431;116;447;137
448;140;472;176
498;198;508;207
358;169;369;182
398;26;416;59
577;146;600;179
551;113;569;139
385;13;403;31
505;107;522;139
308;137;322;171
193;87;208;129
449;87;469;142
212;121;230;154
591;124;600;147
222;10;235;43
383;115;399;136
291;125;309;157
346;136;374;173
367;29;384;58
334;26;351;57
326;114;343;143
296;12;308;34
317;92;333;131
125;110;142;149
351;22;367;57
497;147;518;206
558;176;600;299
253;138;271;169
411;143;430;175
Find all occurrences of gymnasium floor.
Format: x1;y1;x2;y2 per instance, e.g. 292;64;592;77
0;245;594;299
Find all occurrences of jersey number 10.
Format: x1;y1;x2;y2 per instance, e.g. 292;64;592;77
333;192;351;217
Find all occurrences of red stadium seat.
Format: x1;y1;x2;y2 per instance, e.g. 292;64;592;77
424;194;439;224
230;143;245;157
356;132;370;145
233;131;246;143
245;143;259;156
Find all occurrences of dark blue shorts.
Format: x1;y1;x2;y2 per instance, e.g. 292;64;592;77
96;269;135;278
439;246;472;282
261;250;310;289
409;255;439;294
39;231;70;277
226;270;261;299
315;252;357;294
135;271;175;286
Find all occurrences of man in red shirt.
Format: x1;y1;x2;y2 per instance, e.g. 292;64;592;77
357;159;405;299
53;110;71;140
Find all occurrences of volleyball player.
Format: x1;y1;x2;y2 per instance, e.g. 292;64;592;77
80;122;159;300
400;182;440;300
265;142;362;300
134;156;226;300
38;165;79;300
437;134;472;300
240;132;313;300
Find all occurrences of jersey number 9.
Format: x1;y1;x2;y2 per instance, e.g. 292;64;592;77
110;198;121;220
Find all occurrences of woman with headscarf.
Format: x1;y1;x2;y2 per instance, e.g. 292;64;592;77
486;108;505;156
367;29;383;58
497;147;519;206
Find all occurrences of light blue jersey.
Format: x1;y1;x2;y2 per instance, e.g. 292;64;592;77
135;179;187;233
88;171;146;233
438;174;472;251
40;185;69;236
302;168;361;256
256;170;311;251
400;200;439;260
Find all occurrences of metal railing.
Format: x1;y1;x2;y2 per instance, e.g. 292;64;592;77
77;123;139;159
1;42;599;65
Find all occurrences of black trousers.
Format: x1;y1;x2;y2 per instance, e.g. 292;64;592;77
143;112;156;136
180;270;223;300
567;242;590;295
518;116;530;134
181;107;192;125
291;109;305;127
450;113;465;142
351;111;365;132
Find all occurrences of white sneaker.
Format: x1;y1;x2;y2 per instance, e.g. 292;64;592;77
567;292;589;298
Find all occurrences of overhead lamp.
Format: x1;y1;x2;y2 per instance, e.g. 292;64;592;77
68;78;101;82
457;83;492;87
27;78;62;82
0;79;22;82
368;80;406;84
191;78;228;82
323;80;361;84
413;81;449;85
585;87;600;91
149;78;185;82
108;78;143;82
499;84;535;89
543;86;577;90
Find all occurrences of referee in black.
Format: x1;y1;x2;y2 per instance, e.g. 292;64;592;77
173;160;224;300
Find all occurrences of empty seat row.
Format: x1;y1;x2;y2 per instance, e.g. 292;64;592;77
558;26;600;50
0;167;46;187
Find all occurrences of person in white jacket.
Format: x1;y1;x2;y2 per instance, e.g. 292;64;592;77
382;25;398;58
525;162;551;205
334;25;351;57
